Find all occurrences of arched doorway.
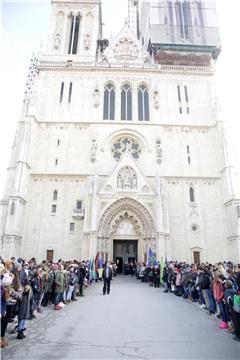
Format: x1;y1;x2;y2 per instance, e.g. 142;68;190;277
97;198;156;265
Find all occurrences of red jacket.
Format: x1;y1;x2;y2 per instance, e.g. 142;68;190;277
213;281;224;303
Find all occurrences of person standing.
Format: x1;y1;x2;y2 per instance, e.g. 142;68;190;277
102;262;112;295
17;281;33;340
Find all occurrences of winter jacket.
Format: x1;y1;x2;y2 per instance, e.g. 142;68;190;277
224;287;237;304
44;271;54;293
212;281;224;303
196;272;211;290
18;288;33;320
67;271;78;286
54;270;65;293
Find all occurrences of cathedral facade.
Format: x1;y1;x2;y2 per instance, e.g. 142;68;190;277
1;0;240;264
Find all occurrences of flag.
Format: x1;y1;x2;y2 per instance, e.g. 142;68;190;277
147;248;155;266
160;257;165;285
98;256;104;279
95;253;99;272
91;257;95;281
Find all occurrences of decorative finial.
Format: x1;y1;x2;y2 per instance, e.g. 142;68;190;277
22;54;38;115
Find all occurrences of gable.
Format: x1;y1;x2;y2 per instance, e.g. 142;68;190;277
98;151;155;197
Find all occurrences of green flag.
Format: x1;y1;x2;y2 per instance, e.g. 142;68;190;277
160;257;165;285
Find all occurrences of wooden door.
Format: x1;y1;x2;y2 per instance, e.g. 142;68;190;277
193;251;200;264
47;250;54;262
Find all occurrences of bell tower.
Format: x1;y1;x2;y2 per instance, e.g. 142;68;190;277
46;0;102;60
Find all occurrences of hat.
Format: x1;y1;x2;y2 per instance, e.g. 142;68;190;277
1;273;13;286
52;263;59;270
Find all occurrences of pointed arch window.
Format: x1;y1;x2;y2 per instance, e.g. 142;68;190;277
121;83;132;121
138;84;149;121
53;190;58;201
68;15;81;55
189;187;195;202
103;83;115;120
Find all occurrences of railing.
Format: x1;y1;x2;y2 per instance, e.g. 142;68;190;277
72;209;85;219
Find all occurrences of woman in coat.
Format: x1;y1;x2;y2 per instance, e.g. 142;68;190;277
17;282;33;340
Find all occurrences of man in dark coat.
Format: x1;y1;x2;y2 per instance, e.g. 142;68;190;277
76;262;86;297
102;262;113;295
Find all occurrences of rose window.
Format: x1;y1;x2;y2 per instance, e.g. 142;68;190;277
112;137;141;161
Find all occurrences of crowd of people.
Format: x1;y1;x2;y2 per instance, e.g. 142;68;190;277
135;261;240;341
0;256;102;348
1;256;240;349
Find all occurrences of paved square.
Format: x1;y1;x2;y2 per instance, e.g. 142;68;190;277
2;277;240;359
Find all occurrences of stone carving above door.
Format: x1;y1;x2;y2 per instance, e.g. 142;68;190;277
117;166;137;190
115;219;137;236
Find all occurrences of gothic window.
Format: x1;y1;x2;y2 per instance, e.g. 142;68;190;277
70;223;75;232
103;83;115;120
53;190;58;201
112;137;141;161
177;85;182;114
121;83;132;120
117;166;137;190
59;82;64;103
184;85;190;114
176;1;192;39
76;200;82;209
187;145;191;164
189;187;195;202
68;15;80;55
138;84;149;121
68;82;73;103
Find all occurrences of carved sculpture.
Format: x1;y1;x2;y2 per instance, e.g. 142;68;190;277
114;37;138;60
117;166;137;190
84;34;91;50
153;88;160;109
54;33;61;49
156;139;162;164
90;139;97;162
93;86;100;107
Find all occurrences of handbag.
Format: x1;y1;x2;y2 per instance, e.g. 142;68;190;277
233;294;240;313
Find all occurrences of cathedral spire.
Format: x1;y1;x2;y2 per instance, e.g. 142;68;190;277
128;0;140;39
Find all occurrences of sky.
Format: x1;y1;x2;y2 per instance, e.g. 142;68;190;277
0;0;240;197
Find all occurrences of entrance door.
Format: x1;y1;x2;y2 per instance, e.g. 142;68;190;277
113;240;138;273
193;251;200;264
46;250;54;262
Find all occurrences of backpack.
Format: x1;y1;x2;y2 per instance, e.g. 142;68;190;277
233;294;240;313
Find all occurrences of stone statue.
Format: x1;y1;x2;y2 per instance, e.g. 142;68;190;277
153;88;160;109
90;140;97;162
117;166;137;190
156;139;162;164
93;87;100;107
84;34;91;50
54;33;61;50
117;174;123;189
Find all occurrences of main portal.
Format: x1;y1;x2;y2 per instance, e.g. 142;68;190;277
113;240;138;273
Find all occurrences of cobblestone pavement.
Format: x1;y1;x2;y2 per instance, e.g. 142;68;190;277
2;276;240;360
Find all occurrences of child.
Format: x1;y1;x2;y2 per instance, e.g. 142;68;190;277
17;281;33;340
